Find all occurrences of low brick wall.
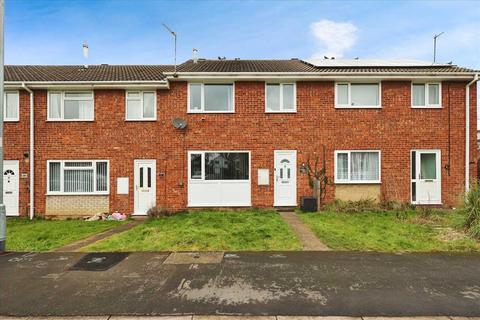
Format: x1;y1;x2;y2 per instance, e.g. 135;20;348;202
335;184;381;202
45;195;109;218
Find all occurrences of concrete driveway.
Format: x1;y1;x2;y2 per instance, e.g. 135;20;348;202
1;251;480;316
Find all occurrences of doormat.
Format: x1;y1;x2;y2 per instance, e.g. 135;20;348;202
69;252;129;271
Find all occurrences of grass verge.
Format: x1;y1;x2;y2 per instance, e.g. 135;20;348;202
6;218;125;252
83;210;302;252
299;210;479;252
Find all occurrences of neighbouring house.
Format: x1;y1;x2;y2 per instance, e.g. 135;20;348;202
2;58;478;218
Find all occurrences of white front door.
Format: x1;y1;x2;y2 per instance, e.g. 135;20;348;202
134;160;156;215
411;150;441;204
274;150;297;206
3;160;19;216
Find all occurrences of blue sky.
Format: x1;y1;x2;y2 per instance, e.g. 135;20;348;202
5;0;480;69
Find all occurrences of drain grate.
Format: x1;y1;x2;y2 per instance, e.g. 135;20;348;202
69;253;129;271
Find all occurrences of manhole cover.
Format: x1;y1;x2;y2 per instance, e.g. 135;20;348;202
163;252;223;264
69;253;129;271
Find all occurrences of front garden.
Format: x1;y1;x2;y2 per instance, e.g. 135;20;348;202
6;218;125;252
83;209;302;252
299;207;479;252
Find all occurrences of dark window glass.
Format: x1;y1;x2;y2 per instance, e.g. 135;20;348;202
411;151;416;180
147;167;152;188
190;154;202;179
204;152;249;180
140;167;143;187
412;182;416;202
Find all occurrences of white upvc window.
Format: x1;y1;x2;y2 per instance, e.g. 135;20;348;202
125;91;156;120
265;83;296;112
188;151;250;181
334;150;381;184
48;91;94;121
335;82;381;108
411;82;441;108
188;83;234;113
47;160;109;195
4;91;19;121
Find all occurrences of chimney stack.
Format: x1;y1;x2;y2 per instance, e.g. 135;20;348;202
82;42;89;68
192;48;198;64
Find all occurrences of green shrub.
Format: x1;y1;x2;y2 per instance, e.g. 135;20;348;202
461;181;480;238
147;206;173;218
324;199;383;214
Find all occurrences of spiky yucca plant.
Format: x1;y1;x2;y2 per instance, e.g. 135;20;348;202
462;181;480;238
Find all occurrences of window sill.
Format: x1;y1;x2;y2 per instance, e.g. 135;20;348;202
334;181;381;184
335;106;382;109
125;119;157;122
265;110;297;113
187;111;235;114
46;192;109;196
46;119;95;122
411;106;442;109
4;119;19;122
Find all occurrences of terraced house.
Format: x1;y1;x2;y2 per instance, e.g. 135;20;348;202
2;58;478;218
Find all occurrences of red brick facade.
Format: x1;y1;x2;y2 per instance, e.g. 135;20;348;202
4;80;477;216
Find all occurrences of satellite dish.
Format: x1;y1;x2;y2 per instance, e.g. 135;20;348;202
172;118;187;129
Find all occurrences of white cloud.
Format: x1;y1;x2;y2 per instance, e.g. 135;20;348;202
310;20;358;58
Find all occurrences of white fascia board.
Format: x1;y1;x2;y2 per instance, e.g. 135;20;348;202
5;81;169;90
166;73;478;81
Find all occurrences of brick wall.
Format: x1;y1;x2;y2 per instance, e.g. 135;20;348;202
7;80;477;216
45;195;109;217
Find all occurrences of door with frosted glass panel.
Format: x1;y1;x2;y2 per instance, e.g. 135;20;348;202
411;150;441;204
134;160;156;215
274;150;297;206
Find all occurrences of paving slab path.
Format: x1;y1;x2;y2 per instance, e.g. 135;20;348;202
280;212;330;251
54;220;143;252
2;251;480;317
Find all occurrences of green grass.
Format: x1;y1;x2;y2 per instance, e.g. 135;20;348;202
299;210;480;252
83;210;302;252
6;218;125;252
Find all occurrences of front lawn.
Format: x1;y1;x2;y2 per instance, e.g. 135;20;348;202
6;218;125;252
83;210;302;252
299;210;480;252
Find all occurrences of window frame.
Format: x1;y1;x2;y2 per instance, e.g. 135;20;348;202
335;82;382;109
187;82;235;113
411;82;442;108
125;90;157;121
334;150;381;184
4;90;19;122
188;150;251;182
265;82;297;113
47;91;95;121
46;160;110;195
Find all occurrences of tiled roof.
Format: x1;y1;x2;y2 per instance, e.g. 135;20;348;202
5;65;174;82
308;66;476;73
4;60;477;82
175;59;476;73
175;59;319;73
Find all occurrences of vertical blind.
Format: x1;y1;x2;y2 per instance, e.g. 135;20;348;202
48;161;109;193
5;92;19;120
